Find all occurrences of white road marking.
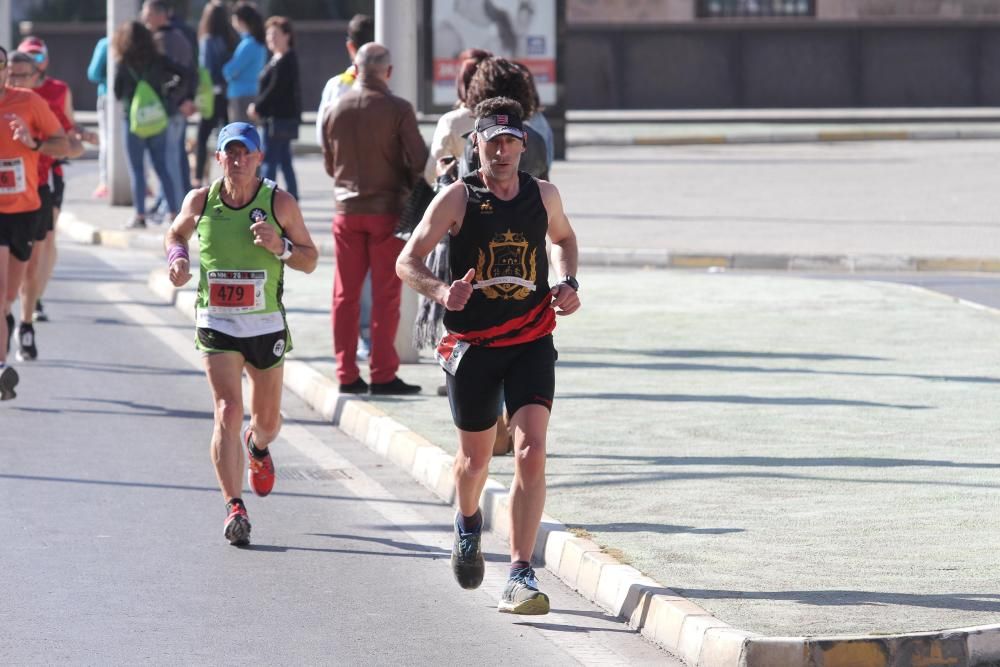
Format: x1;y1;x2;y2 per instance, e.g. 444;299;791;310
97;281;666;667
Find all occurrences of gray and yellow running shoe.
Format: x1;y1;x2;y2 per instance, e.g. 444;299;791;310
498;567;550;615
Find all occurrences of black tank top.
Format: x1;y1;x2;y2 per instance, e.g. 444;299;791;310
444;171;553;342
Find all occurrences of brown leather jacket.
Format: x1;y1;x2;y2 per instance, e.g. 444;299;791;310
321;77;428;215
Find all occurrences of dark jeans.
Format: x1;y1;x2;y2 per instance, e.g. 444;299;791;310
261;117;298;199
195;92;229;182
122;122;177;216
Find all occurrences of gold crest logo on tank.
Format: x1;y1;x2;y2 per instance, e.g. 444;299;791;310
475;230;537;300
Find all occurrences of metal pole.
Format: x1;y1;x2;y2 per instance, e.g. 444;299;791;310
0;2;11;53
375;0;419;105
376;0;421;363
108;0;135;207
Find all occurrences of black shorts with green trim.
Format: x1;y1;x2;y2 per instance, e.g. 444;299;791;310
196;327;292;370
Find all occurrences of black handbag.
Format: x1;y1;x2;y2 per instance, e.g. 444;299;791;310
394;178;437;241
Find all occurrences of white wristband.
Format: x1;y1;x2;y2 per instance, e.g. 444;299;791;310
275;237;293;261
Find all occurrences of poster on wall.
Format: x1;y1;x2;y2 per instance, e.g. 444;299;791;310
431;0;556;107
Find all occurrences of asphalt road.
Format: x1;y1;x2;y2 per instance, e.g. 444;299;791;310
0;245;678;666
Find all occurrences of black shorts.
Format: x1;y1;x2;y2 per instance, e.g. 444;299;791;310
446;334;557;432
50;170;64;209
196;327;292;370
0;210;39;262
34;185;54;241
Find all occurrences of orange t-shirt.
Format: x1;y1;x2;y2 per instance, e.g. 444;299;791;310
0;86;62;214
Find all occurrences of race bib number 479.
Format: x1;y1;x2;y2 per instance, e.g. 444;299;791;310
206;270;266;313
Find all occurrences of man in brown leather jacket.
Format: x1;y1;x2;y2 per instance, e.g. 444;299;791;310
322;42;428;395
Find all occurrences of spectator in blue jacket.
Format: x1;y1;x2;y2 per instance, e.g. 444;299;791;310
222;2;266;124
86;36;108;198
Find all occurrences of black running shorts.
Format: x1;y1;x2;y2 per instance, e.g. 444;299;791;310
446;334;557;432
196;327;292;370
0;209;39;262
51;170;65;209
34;185;54;241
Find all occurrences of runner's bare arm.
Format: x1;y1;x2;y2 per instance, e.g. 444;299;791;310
63;89;77;125
540;181;581;316
8;114;69;158
396;181;470;308
267;189;318;274
36;126;69;158
61;90;86;158
164;188;208;286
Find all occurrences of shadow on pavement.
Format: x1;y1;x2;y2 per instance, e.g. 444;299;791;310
556;392;931;409
0;473;443;505
559;359;1000;385
572;522;744;535
552;453;1000;471
675;588;1000;613
40;361;202;376
561;347;888;362
547;470;1000;492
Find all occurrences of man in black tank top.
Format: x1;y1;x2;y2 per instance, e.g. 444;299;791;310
396;97;581;615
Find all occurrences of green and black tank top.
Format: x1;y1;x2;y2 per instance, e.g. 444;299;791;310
194;178;287;338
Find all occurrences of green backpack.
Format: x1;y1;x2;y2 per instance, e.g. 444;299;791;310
196;67;215;119
128;67;168;138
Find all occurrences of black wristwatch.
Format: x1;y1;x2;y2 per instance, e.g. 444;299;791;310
560;275;579;292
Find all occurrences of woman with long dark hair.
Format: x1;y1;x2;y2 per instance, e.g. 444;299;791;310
193;1;238;187
413;49;491;398
247;16;301;199
112;20;185;228
222;1;266;123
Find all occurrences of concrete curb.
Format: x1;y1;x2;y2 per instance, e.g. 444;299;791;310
61;212;1000;274
141;262;1000;667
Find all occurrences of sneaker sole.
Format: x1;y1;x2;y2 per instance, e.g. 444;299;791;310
15;350;36;362
498;593;551;615
451;557;485;590
0;367;19;401
224;514;251;546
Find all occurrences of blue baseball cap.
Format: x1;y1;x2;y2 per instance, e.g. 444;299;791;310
217;122;261;153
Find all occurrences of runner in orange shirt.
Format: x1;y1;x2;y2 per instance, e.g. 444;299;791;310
8;47;84;361
0;45;68;400
17;37;90;333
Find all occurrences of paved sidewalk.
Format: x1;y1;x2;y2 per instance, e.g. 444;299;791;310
53;146;1000;666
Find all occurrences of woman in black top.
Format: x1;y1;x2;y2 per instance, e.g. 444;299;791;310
248;16;301;199
112;20;186;228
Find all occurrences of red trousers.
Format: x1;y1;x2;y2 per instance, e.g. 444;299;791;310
332;213;404;384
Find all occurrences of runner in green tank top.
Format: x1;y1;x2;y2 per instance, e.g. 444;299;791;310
164;123;318;547
194;176;289;341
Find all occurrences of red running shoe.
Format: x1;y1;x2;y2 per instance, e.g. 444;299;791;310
224;502;251;546
244;427;275;497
